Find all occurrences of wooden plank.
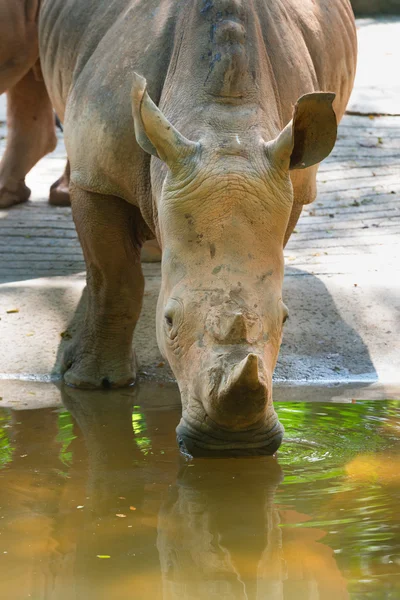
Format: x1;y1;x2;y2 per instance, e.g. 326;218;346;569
296;212;399;227
0;244;83;254
318;183;400;198
0;221;75;230
0;237;79;247
0;228;78;238
319;162;399;174
287;228;400;244
340;115;400;127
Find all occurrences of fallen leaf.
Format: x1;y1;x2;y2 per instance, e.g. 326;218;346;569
358;141;378;148
118;496;126;500
96;555;111;559
368;115;375;120
129;506;136;511
77;505;84;509
378;137;383;144
6;309;19;314
157;362;165;368
26;332;34;337
116;514;127;518
60;330;72;340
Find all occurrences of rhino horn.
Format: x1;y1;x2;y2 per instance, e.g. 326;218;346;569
131;72;199;169
220;354;263;395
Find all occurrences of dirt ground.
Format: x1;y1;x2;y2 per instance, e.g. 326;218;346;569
0;17;399;405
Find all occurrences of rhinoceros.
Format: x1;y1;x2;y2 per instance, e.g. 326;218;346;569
5;0;357;455
0;0;70;206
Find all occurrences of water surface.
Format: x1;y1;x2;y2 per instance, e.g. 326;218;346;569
0;385;399;599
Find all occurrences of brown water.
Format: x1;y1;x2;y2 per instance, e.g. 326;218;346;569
0;384;399;600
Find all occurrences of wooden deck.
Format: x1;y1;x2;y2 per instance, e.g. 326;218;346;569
0;114;399;282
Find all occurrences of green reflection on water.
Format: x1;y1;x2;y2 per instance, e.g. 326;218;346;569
277;401;399;469
132;406;151;455
275;401;400;599
0;411;13;467
56;411;76;467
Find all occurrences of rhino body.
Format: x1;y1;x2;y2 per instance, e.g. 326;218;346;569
38;0;356;455
40;0;355;210
0;0;70;207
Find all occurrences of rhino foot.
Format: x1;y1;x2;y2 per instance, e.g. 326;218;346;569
62;339;137;389
49;160;71;206
141;239;162;263
0;180;31;208
49;175;70;206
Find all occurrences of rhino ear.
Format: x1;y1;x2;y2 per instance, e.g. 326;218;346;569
131;72;199;169
266;92;337;170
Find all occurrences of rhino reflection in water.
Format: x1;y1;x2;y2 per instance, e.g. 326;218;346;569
157;459;349;600
0;391;350;600
1;0;356;453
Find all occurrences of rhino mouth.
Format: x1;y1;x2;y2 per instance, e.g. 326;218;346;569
176;417;284;458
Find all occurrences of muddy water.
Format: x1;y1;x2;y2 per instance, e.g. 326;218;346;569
0;386;399;600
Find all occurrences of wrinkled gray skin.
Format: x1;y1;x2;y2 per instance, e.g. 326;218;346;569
39;0;356;456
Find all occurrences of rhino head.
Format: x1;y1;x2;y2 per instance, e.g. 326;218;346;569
132;73;337;457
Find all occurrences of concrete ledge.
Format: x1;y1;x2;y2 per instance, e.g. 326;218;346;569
0;379;399;411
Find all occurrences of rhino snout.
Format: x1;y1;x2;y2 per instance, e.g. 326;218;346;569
205;353;269;431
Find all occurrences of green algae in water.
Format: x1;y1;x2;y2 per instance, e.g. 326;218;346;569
0;398;399;599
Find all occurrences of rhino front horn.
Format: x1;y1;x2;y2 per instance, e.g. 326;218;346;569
224;354;262;393
212;354;268;430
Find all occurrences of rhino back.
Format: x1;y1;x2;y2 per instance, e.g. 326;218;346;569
39;0;181;202
39;0;356;206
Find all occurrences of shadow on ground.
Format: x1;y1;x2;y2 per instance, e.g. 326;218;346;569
52;268;377;386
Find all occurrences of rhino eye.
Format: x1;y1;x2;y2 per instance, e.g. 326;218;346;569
283;313;289;325
164;298;183;337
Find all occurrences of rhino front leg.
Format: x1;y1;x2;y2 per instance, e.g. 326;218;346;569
0;67;57;208
63;185;145;389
